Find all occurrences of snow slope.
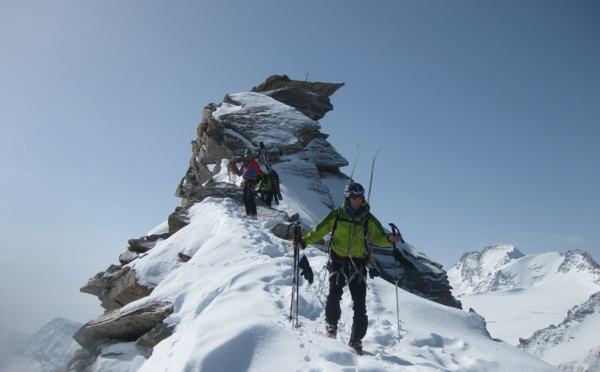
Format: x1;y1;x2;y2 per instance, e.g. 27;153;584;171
90;197;556;370
78;90;556;371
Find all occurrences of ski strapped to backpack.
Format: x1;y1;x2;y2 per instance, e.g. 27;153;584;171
258;142;282;204
366;148;382;203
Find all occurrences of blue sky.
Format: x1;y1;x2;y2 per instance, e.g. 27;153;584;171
1;0;598;334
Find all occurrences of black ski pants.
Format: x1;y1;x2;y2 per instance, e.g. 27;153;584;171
261;191;274;207
325;258;368;341
242;179;257;216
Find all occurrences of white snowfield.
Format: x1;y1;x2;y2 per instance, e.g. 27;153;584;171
91;195;556;371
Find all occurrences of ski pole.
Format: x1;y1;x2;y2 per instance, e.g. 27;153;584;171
289;222;302;328
294;222;302;328
389;223;405;339
288;223;297;325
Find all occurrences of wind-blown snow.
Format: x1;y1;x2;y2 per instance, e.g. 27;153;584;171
213;92;321;150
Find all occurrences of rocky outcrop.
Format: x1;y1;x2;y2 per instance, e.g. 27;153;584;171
251;74;345;120
374;246;462;309
80;265;152;311
175;75;347;207
73;302;174;351
135;322;176;357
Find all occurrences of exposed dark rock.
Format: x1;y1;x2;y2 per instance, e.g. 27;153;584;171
373;246;462;309
73;302;174;351
135;322;175;357
168;207;190;235
80;266;152;311
304;137;349;171
59;347;97;372
251;75;345;119
119;250;139;265
127;233;170;254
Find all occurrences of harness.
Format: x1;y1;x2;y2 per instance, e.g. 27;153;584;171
325;206;373;286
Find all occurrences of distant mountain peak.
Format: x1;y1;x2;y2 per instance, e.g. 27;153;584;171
518;291;600;371
558;249;600;282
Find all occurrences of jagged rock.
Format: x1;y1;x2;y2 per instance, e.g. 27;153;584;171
135;322;175;357
252;75;344;97
127;233;170;253
119;250;139;265
60;347;97;372
120;233;170;264
168;206;190;235
373;246;462;309
251;74;345;121
217;92;322;152
73;302;174;351
304;138;349;171
173;76;348;207
270;223;311;241
80;266;152;311
178;252;192;262
261;87;333;121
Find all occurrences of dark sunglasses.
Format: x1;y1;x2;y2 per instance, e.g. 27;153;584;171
349;194;364;200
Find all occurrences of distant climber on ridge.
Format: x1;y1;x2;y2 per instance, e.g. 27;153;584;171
237;149;263;218
257;173;275;207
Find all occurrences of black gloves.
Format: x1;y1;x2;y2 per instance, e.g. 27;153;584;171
299;255;314;284
368;267;381;279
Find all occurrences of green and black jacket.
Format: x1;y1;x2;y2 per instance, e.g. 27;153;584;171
304;201;392;259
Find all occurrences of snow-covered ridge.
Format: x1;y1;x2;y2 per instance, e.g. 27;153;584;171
110;197;555;371
68;77;557;371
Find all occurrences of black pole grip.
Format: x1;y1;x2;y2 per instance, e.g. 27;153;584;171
389;223;405;244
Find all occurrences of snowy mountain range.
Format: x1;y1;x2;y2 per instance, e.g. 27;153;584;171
448;244;600;371
0;318;81;372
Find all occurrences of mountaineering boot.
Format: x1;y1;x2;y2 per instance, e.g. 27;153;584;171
348;338;363;355
325;323;337;339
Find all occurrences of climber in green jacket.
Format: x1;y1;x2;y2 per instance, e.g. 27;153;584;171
294;182;400;354
257;173;274;207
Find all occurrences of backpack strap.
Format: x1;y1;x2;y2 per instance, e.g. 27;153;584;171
328;207;372;260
